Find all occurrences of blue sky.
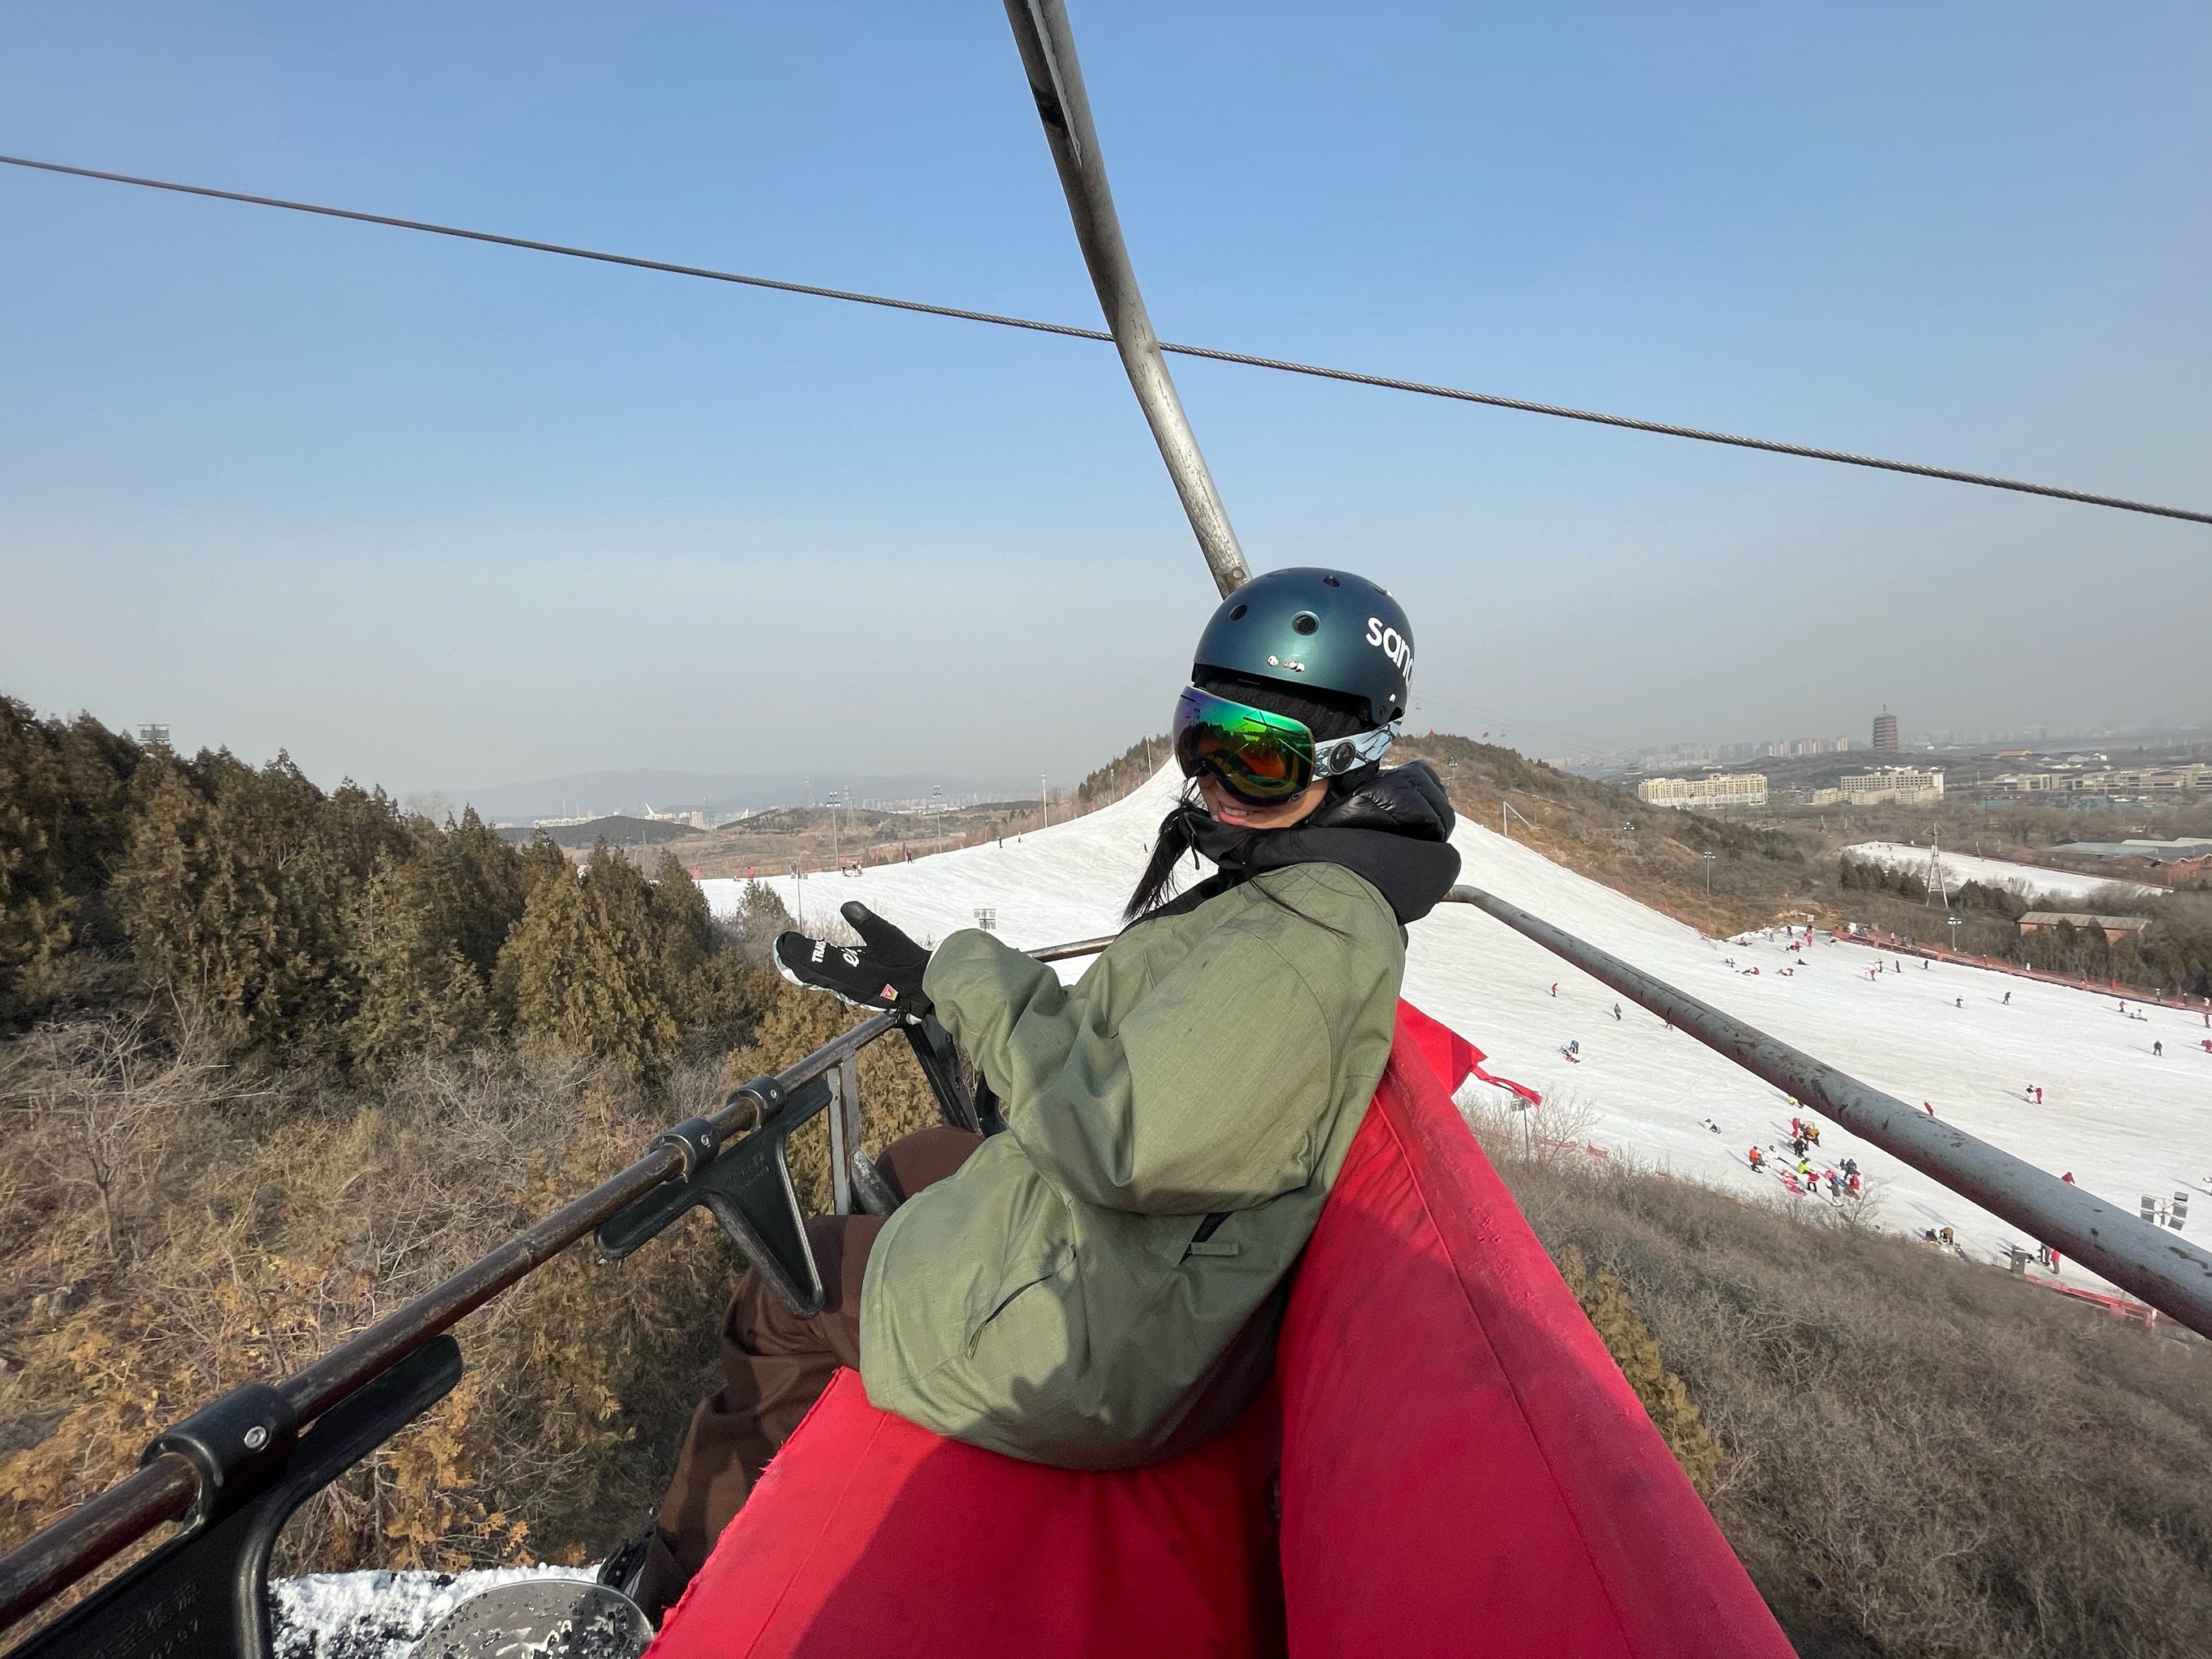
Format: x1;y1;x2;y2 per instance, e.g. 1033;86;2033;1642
3;2;2206;792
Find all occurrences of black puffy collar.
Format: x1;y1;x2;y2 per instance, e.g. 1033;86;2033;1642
1147;763;1462;928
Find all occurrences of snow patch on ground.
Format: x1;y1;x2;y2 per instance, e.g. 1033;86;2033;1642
271;1566;597;1659
1843;841;2163;904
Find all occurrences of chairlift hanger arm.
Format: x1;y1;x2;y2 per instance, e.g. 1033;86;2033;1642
1;151;2203;529
1000;0;1250;595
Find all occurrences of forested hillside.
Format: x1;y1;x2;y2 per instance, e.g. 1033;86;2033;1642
2;696;767;1065
0;695;943;1580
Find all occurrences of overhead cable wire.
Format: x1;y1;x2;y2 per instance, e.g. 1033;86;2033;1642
4;150;2207;530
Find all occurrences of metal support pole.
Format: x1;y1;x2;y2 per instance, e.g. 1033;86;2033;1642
833;1052;863;1216
827;1064;853;1217
1440;885;2212;1337
1001;0;1252;597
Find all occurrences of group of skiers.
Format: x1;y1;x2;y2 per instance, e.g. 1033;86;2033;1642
1744;1111;1860;1201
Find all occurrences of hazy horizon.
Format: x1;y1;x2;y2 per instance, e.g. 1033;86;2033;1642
5;2;2207;795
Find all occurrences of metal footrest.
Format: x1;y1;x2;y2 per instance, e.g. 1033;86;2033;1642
595;1075;832;1316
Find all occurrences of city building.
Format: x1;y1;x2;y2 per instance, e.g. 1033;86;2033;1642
1636;773;1770;810
1837;766;1945;806
1991;764;2211;798
1762;736;1855;757
1872;708;1899;753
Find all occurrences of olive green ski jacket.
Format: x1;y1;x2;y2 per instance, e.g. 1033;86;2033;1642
856;861;1405;1468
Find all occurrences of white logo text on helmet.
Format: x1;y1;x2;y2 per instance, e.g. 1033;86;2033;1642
1364;616;1412;672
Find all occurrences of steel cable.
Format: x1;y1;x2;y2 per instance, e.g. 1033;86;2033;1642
2;151;2206;528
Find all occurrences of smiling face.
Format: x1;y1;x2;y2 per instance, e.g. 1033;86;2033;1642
1198;773;1330;831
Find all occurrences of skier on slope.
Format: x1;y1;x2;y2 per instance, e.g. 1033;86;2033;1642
616;569;1460;1620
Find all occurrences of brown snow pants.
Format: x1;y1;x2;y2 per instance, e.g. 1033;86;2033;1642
634;1124;984;1623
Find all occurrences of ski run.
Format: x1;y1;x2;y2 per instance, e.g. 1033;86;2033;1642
1840;840;2165;905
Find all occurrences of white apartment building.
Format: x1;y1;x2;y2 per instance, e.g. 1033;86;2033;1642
1636;773;1770;810
1837;766;1945;806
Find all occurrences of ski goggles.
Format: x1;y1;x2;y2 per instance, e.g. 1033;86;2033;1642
1172;686;1398;806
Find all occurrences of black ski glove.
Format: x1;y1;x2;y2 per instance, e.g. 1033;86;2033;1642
773;902;933;1017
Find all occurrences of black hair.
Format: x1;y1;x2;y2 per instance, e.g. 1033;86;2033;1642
1124;782;1211;922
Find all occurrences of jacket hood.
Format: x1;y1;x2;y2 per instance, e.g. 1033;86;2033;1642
1147;761;1462;928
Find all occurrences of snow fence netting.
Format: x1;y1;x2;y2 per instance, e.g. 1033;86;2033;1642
647;1004;1790;1658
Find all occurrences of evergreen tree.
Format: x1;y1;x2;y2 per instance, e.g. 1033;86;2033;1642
0;702;78;1019
345;847;495;1077
722;879;795;966
497;844;681;1076
0;700;143;1018
114;750;408;1057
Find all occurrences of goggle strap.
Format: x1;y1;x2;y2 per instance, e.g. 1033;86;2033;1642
1311;723;1400;777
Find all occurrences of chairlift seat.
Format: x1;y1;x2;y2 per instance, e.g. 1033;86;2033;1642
646;1005;1791;1658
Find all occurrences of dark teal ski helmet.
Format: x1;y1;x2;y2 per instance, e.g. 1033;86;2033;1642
1192;567;1413;729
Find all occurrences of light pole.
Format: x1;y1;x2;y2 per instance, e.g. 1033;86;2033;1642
1701;851;1716;897
1947;915;1962;957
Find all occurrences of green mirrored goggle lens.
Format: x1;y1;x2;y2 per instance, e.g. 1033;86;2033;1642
1172;687;1317;804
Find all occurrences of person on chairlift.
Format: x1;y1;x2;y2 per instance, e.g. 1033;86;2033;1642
613;569;1462;1622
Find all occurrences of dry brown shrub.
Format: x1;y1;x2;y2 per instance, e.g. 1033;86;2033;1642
1552;1243;1726;1496
1480;1135;2212;1659
0;970;961;1613
0;1012;737;1585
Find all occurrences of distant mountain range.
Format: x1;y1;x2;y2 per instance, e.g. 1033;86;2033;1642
448;769;1031;825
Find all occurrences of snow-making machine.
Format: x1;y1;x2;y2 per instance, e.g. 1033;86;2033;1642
2;4;2209;1656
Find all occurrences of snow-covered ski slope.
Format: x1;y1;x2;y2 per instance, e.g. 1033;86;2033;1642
704;768;2210;1288
1843;841;2163;904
